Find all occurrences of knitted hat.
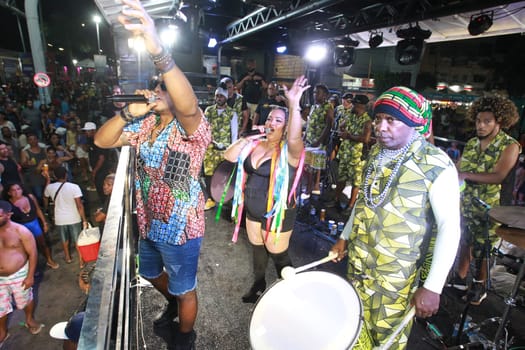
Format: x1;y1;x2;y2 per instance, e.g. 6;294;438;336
373;86;432;135
215;87;228;98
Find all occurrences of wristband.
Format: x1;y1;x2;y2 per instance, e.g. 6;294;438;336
154;55;175;74
120;106;134;123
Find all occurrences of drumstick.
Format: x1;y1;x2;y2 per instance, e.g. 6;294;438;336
281;251;338;279
375;307;416;350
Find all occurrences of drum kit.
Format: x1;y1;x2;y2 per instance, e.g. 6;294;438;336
453;206;525;350
488;206;525;349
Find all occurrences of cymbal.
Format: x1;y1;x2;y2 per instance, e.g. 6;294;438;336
489;206;525;230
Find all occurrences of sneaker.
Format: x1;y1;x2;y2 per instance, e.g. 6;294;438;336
465;282;487;306
446;276;468;291
154;300;178;327
204;198;216;211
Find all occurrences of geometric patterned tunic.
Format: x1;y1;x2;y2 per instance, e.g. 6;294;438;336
459;130;520;247
348;136;453;349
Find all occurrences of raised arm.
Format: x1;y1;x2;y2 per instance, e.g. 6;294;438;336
284;76;309;166
119;0;202;135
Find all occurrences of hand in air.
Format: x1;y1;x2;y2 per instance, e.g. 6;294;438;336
118;0;163;56
284;75;310;106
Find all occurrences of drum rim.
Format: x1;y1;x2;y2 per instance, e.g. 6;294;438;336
249;270;363;350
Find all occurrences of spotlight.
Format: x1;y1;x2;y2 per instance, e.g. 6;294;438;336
369;31;383;48
155;11;191;51
396;24;432;40
275;40;287;54
208;37;218;48
468;12;493;36
304;42;329;64
395;38;424;65
334;47;355;67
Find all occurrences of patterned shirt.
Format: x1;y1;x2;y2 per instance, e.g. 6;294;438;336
203;104;237;176
123;113;211;245
337;109;371;164
305;102;333;146
460;130;520;244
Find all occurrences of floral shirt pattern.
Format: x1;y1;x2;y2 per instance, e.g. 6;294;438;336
305;102;333;147
124;113;211;245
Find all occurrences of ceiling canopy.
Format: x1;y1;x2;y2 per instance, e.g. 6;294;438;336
94;0;525;50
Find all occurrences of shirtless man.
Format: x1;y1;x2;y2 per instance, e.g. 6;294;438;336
0;200;43;345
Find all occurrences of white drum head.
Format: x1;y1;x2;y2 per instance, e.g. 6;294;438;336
249;271;362;350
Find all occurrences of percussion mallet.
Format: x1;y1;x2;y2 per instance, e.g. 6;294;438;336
375;306;416;350
281;251;338;279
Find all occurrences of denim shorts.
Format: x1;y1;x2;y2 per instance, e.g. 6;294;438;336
139;237;202;296
56;222;83;243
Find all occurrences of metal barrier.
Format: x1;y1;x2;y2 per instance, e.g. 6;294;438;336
78;146;136;349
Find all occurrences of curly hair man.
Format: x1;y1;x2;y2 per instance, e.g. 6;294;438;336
456;95;521;305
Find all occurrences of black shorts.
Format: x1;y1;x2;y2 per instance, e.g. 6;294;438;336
244;187;298;231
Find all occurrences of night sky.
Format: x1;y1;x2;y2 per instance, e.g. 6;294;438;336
0;0;112;58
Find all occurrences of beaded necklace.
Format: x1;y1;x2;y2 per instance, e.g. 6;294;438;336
363;133;418;209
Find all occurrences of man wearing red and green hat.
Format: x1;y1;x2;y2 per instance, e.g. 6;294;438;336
331;86;460;349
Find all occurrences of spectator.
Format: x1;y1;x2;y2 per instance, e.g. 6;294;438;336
20;132;47;204
94;173;115;233
5;182;59;269
50;312;85;350
83;122;114;204
253;81;287;126
43;167;89;268
21;99;43;141
0;200;44;342
236;58;267;118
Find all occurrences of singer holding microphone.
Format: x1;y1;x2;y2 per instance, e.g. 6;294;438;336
94;1;211;349
223;76;308;303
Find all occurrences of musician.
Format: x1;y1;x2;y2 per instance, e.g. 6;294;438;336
334;94;372;213
457;95;521;305
331;87;460;349
304;84;334;194
224;76;308;303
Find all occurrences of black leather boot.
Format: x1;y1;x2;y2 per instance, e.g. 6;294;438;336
242;244;268;303
269;250;292;278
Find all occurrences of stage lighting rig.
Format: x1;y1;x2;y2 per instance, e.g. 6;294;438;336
368;31;383;48
396;24;432;40
334;37;359;48
468;11;493;36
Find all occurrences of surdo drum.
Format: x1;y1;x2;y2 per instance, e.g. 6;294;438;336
249;271;364;350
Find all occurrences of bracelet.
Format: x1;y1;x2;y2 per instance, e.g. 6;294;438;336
120;106;134;123
154;55;175;74
150;48;168;63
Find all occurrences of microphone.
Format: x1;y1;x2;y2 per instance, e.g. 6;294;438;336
105;94;157;104
472;197;491;210
241;129;265;137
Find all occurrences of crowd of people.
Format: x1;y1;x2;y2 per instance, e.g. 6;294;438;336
1;0;524;349
0;60;120;349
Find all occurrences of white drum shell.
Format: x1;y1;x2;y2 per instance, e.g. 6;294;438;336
250;271;363;350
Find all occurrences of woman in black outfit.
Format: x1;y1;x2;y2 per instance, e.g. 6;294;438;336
224;76;308;303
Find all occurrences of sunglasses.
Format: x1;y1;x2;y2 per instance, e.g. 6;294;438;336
149;80;167;91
